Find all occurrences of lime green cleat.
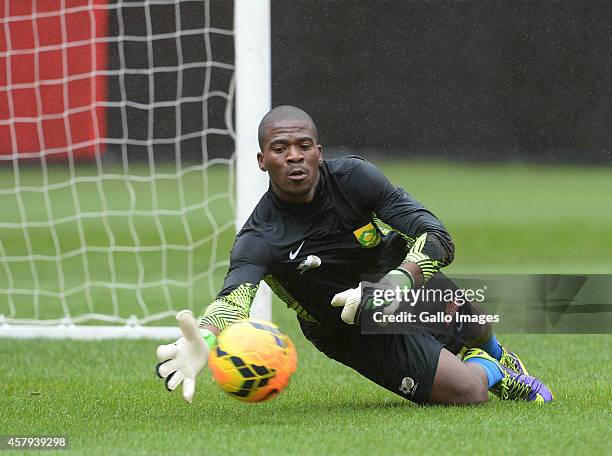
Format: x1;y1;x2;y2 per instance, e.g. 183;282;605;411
463;349;553;402
499;345;530;376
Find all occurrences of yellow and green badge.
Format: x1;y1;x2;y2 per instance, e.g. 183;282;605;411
353;222;381;248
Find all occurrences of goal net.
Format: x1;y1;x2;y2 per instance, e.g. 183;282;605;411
0;0;270;338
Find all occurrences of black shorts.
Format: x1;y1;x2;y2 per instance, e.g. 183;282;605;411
299;273;481;404
299;320;443;404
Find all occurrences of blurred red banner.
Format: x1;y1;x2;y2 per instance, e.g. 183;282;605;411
0;0;107;161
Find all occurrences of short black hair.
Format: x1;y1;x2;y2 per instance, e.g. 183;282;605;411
258;105;318;150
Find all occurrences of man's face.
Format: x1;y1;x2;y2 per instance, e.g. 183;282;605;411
258;118;322;204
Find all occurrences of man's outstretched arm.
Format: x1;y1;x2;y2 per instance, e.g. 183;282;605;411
156;233;269;402
199;282;260;334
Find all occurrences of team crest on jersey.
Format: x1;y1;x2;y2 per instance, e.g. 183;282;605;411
353;222;381;248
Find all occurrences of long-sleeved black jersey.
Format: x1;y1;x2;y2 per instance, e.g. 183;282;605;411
201;156;454;331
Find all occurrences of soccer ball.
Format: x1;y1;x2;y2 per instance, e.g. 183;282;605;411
208;319;297;402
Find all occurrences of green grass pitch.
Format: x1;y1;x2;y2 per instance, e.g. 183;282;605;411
1;161;611;455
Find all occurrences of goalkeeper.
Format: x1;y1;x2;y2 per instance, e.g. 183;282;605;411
155;105;553;405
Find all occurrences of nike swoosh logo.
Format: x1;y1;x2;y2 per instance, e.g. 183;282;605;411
289;240;305;260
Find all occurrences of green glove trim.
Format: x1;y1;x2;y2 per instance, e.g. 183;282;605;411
387;267;416;289
199;328;217;349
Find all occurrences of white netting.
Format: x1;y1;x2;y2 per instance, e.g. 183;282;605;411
0;0;237;334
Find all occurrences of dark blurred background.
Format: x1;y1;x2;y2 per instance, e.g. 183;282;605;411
106;0;612;163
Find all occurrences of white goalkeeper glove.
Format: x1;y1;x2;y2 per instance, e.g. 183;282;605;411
155;310;211;403
330;286;363;325
331;270;414;325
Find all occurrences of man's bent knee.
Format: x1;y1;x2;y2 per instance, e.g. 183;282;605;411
429;377;489;405
456;380;489;405
428;349;490;405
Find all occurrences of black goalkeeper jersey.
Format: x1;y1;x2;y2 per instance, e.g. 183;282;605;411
202;156;454;330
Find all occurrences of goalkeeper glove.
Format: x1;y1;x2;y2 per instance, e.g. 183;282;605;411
331;269;414;325
155;310;215;403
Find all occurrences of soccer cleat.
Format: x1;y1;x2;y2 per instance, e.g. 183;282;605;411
463;349;553;403
494;366;554;402
499;344;530;376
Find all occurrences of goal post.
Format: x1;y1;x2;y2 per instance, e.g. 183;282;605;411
0;0;271;339
234;0;272;322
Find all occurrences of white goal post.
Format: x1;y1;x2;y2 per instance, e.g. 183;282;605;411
234;0;272;323
0;0;271;339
